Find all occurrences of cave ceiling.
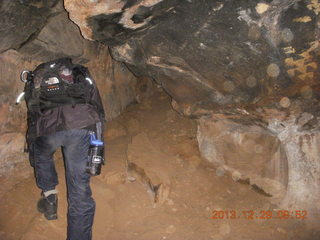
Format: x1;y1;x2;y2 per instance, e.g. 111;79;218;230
66;0;320;116
1;0;319;117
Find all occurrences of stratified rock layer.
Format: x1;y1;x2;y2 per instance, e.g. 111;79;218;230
267;112;320;211
197;116;288;200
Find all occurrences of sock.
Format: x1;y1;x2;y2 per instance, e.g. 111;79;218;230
43;189;58;197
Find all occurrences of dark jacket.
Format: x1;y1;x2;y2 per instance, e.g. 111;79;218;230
35;73;105;137
36;93;104;137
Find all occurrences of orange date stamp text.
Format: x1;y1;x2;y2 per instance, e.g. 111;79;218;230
211;209;307;220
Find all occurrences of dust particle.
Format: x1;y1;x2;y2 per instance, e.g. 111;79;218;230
246;75;257;88
267;63;280;77
166;225;176;234
281;28;294;42
219;223;231;235
279;97;291;108
216;166;225;177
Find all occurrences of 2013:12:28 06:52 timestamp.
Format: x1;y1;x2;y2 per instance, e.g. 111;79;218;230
211;210;307;220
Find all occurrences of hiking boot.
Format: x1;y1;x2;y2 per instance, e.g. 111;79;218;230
37;193;58;220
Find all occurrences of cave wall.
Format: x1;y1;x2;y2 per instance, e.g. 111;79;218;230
0;51;35;177
0;0;60;53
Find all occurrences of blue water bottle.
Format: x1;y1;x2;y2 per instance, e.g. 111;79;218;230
86;132;104;176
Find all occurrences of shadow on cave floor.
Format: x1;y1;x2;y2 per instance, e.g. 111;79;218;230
0;89;318;240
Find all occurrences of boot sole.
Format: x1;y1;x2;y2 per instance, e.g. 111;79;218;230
44;213;58;220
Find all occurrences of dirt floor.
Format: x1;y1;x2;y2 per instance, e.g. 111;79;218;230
0;89;319;240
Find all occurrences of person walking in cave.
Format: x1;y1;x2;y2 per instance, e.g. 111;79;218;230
21;58;105;240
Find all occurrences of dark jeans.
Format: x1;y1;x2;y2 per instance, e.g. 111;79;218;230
34;129;95;240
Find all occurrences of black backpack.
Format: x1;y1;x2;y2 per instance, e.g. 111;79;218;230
24;58;93;114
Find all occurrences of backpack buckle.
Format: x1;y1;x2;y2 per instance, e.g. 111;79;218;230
20;70;30;83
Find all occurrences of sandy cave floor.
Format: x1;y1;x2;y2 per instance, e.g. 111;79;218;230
0;89;319;240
